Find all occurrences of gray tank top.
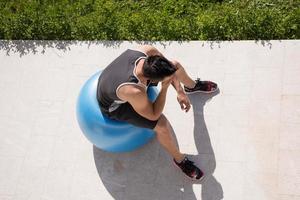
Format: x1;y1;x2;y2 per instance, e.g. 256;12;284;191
97;49;149;113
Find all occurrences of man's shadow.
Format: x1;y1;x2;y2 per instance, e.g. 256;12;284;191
186;90;223;200
93;90;223;200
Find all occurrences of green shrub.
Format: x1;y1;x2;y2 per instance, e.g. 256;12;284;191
0;0;299;40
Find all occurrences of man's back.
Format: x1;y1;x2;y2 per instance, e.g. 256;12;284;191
97;49;147;113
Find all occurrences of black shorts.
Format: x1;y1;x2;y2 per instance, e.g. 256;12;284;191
100;103;158;130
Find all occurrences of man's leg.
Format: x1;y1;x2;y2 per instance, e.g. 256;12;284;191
173;61;218;93
173;61;196;88
154;114;185;163
154;114;204;180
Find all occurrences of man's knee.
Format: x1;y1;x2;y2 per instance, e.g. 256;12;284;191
154;114;169;133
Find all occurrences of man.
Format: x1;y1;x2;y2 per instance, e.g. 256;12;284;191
97;45;218;181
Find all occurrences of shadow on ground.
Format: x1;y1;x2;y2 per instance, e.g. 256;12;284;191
0;40;172;57
0;40;275;57
93;90;222;200
188;90;223;200
0;40;124;57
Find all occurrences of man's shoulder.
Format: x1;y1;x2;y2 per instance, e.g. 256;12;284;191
117;84;146;101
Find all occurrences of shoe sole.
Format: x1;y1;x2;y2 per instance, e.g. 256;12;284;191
172;161;205;182
185;87;219;94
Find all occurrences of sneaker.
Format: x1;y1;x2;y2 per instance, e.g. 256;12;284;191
184;78;218;94
173;157;204;181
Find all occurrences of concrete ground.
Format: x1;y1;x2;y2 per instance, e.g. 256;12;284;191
0;40;299;200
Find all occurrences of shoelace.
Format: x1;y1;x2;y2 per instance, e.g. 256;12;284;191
196;78;203;86
195;78;214;91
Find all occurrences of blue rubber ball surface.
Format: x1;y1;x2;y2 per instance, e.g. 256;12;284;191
76;71;158;152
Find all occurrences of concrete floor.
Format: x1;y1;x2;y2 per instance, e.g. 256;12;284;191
0;40;299;200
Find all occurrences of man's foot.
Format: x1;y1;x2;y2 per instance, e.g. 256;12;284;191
184;79;218;94
173;157;204;181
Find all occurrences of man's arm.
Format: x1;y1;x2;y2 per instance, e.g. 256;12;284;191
137;45;191;112
171;75;184;94
169;60;185;93
171;75;191;112
138;45;182;93
138;45;164;57
117;78;173;121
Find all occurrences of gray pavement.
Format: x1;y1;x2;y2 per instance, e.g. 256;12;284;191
0;40;299;200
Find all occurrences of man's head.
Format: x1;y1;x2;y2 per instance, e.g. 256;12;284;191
142;55;177;82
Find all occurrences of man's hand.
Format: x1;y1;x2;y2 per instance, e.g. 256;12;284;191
177;91;191;112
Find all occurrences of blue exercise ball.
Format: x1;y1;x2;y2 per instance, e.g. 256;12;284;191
76;70;158;152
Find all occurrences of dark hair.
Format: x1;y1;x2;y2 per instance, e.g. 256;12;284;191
142;55;177;80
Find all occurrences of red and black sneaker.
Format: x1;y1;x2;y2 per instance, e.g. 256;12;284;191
184;78;218;94
173;157;204;181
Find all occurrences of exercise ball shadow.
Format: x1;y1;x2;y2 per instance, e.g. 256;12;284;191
76;70;158;153
92;89;222;200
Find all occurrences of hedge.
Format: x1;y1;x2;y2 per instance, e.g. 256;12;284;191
0;0;299;40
